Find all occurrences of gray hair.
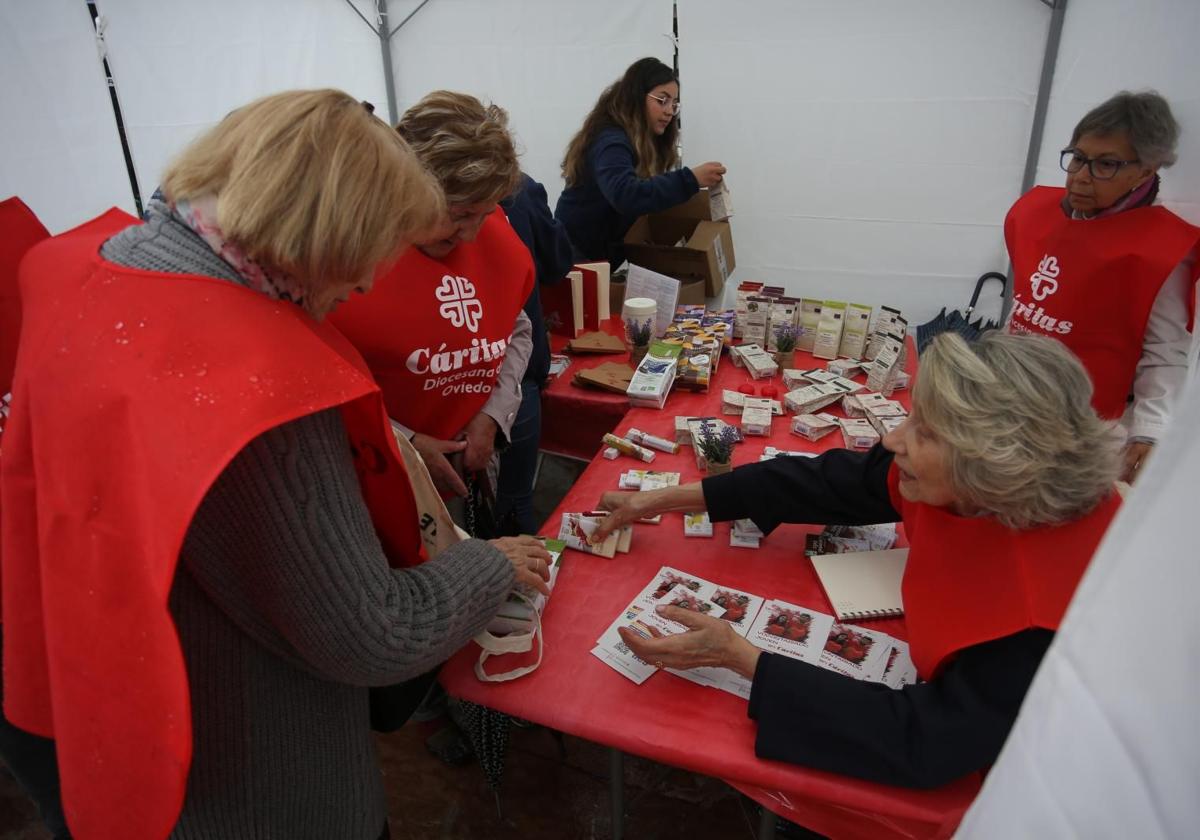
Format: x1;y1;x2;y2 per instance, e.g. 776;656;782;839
1071;90;1180;169
914;332;1122;530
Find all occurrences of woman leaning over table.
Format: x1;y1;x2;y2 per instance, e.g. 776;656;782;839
1005;90;1200;482
330;91;536;502
0;89;550;840
555;56;726;268
592;332;1123;789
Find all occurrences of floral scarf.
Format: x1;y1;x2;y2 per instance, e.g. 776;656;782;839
173;195;306;305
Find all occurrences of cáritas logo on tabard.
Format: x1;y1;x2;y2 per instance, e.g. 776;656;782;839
435;274;483;332
1029;254;1061;302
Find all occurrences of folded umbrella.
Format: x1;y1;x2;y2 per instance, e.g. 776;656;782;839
917;272;1008;354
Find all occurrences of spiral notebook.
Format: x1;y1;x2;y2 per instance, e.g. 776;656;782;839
810;548;908;621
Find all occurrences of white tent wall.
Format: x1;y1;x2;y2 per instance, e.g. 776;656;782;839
0;0;134;233
385;0;675;209
954;374;1200;838
96;0;389;203
1033;0;1200;225
678;0;1052;322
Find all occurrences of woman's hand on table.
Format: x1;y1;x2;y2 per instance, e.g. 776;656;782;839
592;483;709;541
618;605;761;679
411;433;469;497
592;490;650;540
489;536;553;596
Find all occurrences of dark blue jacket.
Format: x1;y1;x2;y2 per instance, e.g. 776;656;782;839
554;126;699;270
501;173;576;385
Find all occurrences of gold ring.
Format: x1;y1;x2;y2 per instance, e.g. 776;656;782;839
654;660;664;670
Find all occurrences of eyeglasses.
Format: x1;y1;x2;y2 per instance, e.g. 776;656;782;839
647;93;681;115
1059;148;1139;180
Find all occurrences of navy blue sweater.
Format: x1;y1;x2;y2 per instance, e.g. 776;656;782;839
501;173;576;384
554;126;699;270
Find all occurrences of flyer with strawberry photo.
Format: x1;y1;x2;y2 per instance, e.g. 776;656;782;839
590;604;660;684
818;622;892;681
746;599;836;667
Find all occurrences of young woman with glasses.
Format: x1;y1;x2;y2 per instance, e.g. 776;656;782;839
555;56;726;269
1004;90;1199;483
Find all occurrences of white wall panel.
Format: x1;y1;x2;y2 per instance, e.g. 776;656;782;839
387;0;675;208
0;0;133;233
679;0;1050;322
1033;0;1200;224
97;0;389;200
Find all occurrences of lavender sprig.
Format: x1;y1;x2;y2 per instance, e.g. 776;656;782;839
698;425;740;464
773;322;804;352
626;317;654;347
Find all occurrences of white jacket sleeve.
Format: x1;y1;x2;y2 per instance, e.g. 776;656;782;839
1121;252;1197;442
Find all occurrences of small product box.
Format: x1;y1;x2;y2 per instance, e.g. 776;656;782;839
741;404;774;436
683;511;714;538
838;417;881;451
783;381;854;414
827;358;864;378
791;412;841;442
743;348;779;380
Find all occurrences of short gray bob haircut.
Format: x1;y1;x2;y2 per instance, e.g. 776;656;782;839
914;332;1123;530
1071;90;1180;169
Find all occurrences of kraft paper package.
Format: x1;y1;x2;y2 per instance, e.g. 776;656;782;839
812;300;847;360
798;298;822;352
838;303;873;359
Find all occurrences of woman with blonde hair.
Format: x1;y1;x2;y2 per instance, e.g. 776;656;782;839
592;331;1123;788
555;56;727;268
331;90;539;504
1;89;549;840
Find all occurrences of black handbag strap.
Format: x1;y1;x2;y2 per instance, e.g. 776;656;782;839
965;272;1008;317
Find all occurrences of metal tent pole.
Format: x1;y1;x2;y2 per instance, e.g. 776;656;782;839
1005;0;1069;320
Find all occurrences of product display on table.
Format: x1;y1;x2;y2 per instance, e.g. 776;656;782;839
838;417;881;450
798;298;822;352
827;357;865;378
616;469;682;490
818;622;893;681
864;305;904;361
602;447;620;460
730;518;764;549
566;331;627;354
558;512;620;558
759;446;816;461
548;354;571;377
683;511;714;537
783;381;855;414
572;361;636;393
625;351;677;410
624;427;681;454
838;303;874;360
790;412;841;441
866;330;907;395
741;404;773;436
601;432;656;463
823;522;899;551
864;401;908;435
812;300;847;360
742;347;779;380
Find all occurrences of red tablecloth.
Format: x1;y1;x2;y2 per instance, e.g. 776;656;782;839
443;341;978;839
539;317;632;460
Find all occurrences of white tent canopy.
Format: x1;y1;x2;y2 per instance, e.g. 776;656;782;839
3;0;1197;322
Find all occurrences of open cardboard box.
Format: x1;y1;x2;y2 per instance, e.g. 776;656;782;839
623;189;736;299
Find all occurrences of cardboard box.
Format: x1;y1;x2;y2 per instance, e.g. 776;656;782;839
623;189;736;299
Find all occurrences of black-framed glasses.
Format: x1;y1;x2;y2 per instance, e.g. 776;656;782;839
1060;148;1139;180
647;92;681;115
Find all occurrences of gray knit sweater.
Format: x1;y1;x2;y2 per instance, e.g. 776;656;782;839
101;206;514;840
